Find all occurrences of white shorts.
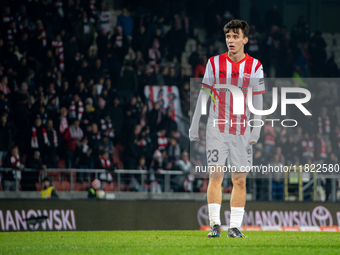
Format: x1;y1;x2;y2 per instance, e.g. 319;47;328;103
206;127;252;171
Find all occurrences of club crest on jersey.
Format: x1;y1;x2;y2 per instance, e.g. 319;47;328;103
243;73;251;79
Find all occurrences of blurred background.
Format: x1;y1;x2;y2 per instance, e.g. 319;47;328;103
0;0;340;214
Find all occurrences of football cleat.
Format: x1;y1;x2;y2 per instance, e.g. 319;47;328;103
227;227;246;238
207;224;221;238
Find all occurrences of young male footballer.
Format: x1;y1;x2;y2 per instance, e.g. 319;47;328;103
189;20;264;238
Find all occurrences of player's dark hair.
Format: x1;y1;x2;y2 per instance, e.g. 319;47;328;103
223;19;250;38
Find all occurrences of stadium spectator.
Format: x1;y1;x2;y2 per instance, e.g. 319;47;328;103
270;154;284;201
324;152;338;201
159;108;178;137
166;20;186;62
75;136;92;183
0;91;10;114
174;151;192;192
117;8;134;38
263;122;276;160
301;132;314;163
96;151;113;184
69;94;84;121
149;150;164;193
282;135;299;165
0;76;10;97
167;137;181;164
30;115;49;156
0;112;15;165
98;133;114;156
264;5;282;31
75;11;95;54
63;119;84;168
98;1;111;33
118;62;138;104
152;126;168;152
88;178;102;199
1;145;23;191
308;31;327;77
44;119;58;168
194;56;207;78
314;133;327;163
247;25;260;59
22;151;45;191
41;177;58;199
188;43;203;74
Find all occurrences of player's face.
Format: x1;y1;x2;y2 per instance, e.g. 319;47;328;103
225;29;248;54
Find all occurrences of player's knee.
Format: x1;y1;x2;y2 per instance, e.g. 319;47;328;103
209;178;223;187
232;178;246;188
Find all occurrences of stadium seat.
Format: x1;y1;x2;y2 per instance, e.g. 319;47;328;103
48;172;61;182
82;181;90;191
199;178;208;193
72;182;83;191
35;182;42;191
53;181;63;192
113;181;119;192
102;181;114;192
112;153;123;170
61;180;70;191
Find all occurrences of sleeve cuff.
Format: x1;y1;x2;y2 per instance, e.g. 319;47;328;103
253;90;265;95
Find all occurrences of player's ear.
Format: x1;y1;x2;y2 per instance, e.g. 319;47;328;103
243;37;249;45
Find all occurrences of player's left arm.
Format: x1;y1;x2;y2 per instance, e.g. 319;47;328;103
249;62;265;145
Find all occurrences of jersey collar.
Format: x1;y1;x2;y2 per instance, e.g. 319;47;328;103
224;53;249;65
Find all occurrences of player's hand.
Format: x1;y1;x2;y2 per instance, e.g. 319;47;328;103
190;137;198;141
189;129;199;141
249;132;260;145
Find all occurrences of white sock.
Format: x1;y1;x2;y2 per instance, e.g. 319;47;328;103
230;207;244;229
208;203;221;227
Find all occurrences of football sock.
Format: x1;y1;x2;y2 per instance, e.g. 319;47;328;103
208;203;221;227
230;207;245;229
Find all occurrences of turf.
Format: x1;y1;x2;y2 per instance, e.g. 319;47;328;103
0;231;340;255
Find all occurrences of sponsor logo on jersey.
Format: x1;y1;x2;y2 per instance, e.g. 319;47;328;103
231;71;239;77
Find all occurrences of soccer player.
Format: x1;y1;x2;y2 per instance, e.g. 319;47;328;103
189;20;264;238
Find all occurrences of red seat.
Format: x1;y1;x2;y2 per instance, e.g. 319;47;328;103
35;182;42;191
102;181;114;192
112;181;118;192
73;182;83;191
48;172;61;182
82;182;90;191
61;180;70;191
53;181;63;191
200;178;208;193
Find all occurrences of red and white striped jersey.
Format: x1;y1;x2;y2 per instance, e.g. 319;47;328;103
203;53;264;135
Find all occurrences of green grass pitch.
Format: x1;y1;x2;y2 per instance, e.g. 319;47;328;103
1;231;340;255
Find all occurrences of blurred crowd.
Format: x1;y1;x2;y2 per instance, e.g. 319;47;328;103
0;1;339;196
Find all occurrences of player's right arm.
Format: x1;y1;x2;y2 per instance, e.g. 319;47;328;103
189;59;214;141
